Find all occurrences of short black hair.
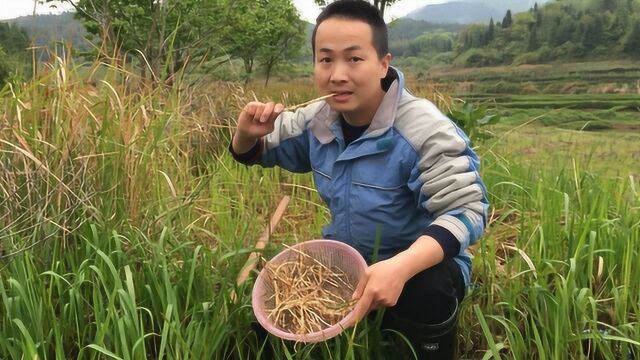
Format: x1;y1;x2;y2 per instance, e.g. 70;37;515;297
312;0;389;59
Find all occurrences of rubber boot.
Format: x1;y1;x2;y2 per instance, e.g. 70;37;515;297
382;300;459;360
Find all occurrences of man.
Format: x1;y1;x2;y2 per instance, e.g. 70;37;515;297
230;0;488;358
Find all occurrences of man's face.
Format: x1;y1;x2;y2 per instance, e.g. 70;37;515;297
314;17;390;124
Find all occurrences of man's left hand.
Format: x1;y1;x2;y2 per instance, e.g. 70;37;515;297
349;256;410;323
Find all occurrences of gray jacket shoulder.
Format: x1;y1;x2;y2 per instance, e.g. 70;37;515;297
394;90;468;157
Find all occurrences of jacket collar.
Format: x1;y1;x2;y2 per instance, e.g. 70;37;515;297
309;67;405;144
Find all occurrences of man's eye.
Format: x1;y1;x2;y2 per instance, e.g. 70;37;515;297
319;57;331;63
350;57;363;63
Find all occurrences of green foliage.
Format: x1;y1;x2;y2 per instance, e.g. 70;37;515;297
41;0;225;82
447;102;500;142
389;20;463;57
502;9;513;28
622;16;640;55
394;31;455;57
258;1;307;86
455;24;491;52
313;0;400;18
0;22;30;55
486;18;496;42
455;48;503;67
42;0;305;84
0;22;30;82
219;0;306;86
513;45;552;65
388;18;463;42
0;46;10;83
453;0;640;67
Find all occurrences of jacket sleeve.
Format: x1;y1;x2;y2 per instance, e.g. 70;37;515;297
405;102;489;258
229;104;321;173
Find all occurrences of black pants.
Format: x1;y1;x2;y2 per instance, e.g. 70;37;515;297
378;257;466;360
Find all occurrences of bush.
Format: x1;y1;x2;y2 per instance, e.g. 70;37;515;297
455;48;504;67
513;46;553;65
431;51;456;65
0;47;9;84
549;41;585;59
394;56;432;74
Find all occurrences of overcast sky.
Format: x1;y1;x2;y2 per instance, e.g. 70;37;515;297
0;0;449;22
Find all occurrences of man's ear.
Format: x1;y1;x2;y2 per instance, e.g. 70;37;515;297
380;53;392;77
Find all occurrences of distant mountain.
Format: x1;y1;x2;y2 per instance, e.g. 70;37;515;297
3;12;89;51
407;0;550;24
388;18;464;41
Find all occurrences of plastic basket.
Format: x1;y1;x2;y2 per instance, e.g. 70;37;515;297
252;239;367;343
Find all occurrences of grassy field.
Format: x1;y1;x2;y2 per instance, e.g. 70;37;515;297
0;57;639;359
420;61;640;95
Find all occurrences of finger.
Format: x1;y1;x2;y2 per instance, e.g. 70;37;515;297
260;102;275;123
352;274;368;300
252;104;266;123
266;103;285;125
352;291;374;323
240;102;256;119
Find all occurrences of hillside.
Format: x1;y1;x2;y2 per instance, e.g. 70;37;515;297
449;0;640;67
388;18;463;41
407;0;549;24
4;12;89;51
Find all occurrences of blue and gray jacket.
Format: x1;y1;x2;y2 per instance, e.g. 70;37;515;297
232;68;488;286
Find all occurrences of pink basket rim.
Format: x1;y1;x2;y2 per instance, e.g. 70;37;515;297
251;239;367;343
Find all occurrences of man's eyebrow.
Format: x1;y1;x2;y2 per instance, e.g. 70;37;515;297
343;45;362;52
318;45;362;53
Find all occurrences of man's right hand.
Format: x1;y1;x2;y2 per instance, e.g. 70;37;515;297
232;101;284;154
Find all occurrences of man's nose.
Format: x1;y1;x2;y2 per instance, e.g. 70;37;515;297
329;62;348;83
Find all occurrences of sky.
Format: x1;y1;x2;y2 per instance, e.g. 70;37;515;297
0;0;449;22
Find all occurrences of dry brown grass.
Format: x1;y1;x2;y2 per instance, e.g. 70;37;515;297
263;247;356;335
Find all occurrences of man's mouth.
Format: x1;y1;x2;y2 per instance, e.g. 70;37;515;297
332;91;353;102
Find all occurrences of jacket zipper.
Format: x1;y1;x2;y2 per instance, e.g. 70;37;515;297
335;136;353;246
345;163;352;245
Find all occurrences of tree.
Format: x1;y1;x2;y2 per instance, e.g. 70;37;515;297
502;10;513;28
258;2;306;86
0;23;30;56
0;22;31;82
593;0;617;12
527;23;540;51
581;14;604;50
44;0;228;83
44;0;305;85
407;32;454;56
486;18;496;43
313;0;400;19
608;1;633;41
622;16;640;55
455;24;490;52
219;0;305;86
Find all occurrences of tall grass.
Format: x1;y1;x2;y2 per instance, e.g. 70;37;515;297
0;55;638;359
0;54;310;359
469;147;640;358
